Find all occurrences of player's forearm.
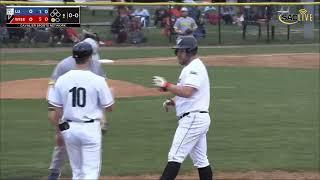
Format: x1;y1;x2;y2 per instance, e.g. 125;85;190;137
52;107;62;132
166;84;194;98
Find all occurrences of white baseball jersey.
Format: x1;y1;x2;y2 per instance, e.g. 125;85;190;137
48;69;113;180
167;57;211;168
48;70;114;122
175;58;210;116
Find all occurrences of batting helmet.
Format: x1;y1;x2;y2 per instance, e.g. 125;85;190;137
173;36;198;55
72;42;93;60
173;36;197;51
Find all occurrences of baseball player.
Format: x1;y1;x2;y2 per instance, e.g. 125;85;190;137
152;36;213;180
47;37;108;180
48;42;114;180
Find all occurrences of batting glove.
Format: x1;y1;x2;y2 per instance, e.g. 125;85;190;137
152;76;172;91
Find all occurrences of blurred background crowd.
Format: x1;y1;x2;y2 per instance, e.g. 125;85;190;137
0;0;318;46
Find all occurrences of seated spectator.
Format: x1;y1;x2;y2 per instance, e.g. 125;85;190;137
132;7;150;27
233;12;244;27
174;7;198;37
0;5;6;27
128;16;145;44
170;6;182;18
111;14;129;43
204;6;220;25
154;7;168;27
193;15;206;39
49;27;63;44
82;25;105;45
161;6;180;38
27;28;50;43
221;7;234;25
62;28;80;43
0;26;9;43
7;28;26;42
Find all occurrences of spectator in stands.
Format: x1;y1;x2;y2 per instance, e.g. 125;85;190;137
132;7;150;27
174;7;197;37
0;5;5;27
204;6;220;25
49;27;64;45
82;25;105;45
62;28;80;43
154;7;168;27
111;7;130;43
7;28;26;42
128;16;146;44
221;7;234;25
161;6;181;38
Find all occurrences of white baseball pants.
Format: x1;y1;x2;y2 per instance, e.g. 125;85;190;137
61;121;102;180
168;112;211;168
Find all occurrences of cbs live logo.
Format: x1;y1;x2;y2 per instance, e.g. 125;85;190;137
279;9;313;25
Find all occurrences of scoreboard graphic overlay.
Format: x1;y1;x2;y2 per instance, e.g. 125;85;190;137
6;6;80;27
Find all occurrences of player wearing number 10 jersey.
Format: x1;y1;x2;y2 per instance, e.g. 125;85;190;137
48;42;114;180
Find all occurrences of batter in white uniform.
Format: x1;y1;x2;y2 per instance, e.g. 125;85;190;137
152;36;213;180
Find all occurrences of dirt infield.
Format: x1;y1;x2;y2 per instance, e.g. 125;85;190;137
108;53;320;69
0;78;165;99
1;53;318;100
2;53;319;69
53;171;320;180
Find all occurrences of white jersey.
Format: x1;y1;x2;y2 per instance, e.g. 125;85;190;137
48;70;114;122
175;58;210;116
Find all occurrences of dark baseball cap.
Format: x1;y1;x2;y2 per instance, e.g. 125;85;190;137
72;42;93;59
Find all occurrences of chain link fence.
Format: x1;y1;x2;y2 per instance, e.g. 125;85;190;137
0;1;319;47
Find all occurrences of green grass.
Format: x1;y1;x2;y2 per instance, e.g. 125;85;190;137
1;44;319;62
0;65;54;82
0;65;319;179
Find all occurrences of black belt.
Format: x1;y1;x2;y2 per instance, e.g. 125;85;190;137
179;111;208;119
66;119;95;123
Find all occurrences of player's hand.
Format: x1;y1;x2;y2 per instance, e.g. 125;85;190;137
185;28;193;35
56;132;65;146
101;120;109;135
152;76;168;88
163;99;175;112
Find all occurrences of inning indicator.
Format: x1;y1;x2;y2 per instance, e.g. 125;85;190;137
6;6;80;27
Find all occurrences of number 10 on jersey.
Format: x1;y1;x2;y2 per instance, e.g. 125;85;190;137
69;87;86;107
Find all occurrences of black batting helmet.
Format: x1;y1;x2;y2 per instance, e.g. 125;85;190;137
72;42;93;60
173;36;198;55
173;36;198;51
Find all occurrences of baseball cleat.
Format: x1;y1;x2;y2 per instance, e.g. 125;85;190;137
48;172;60;180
